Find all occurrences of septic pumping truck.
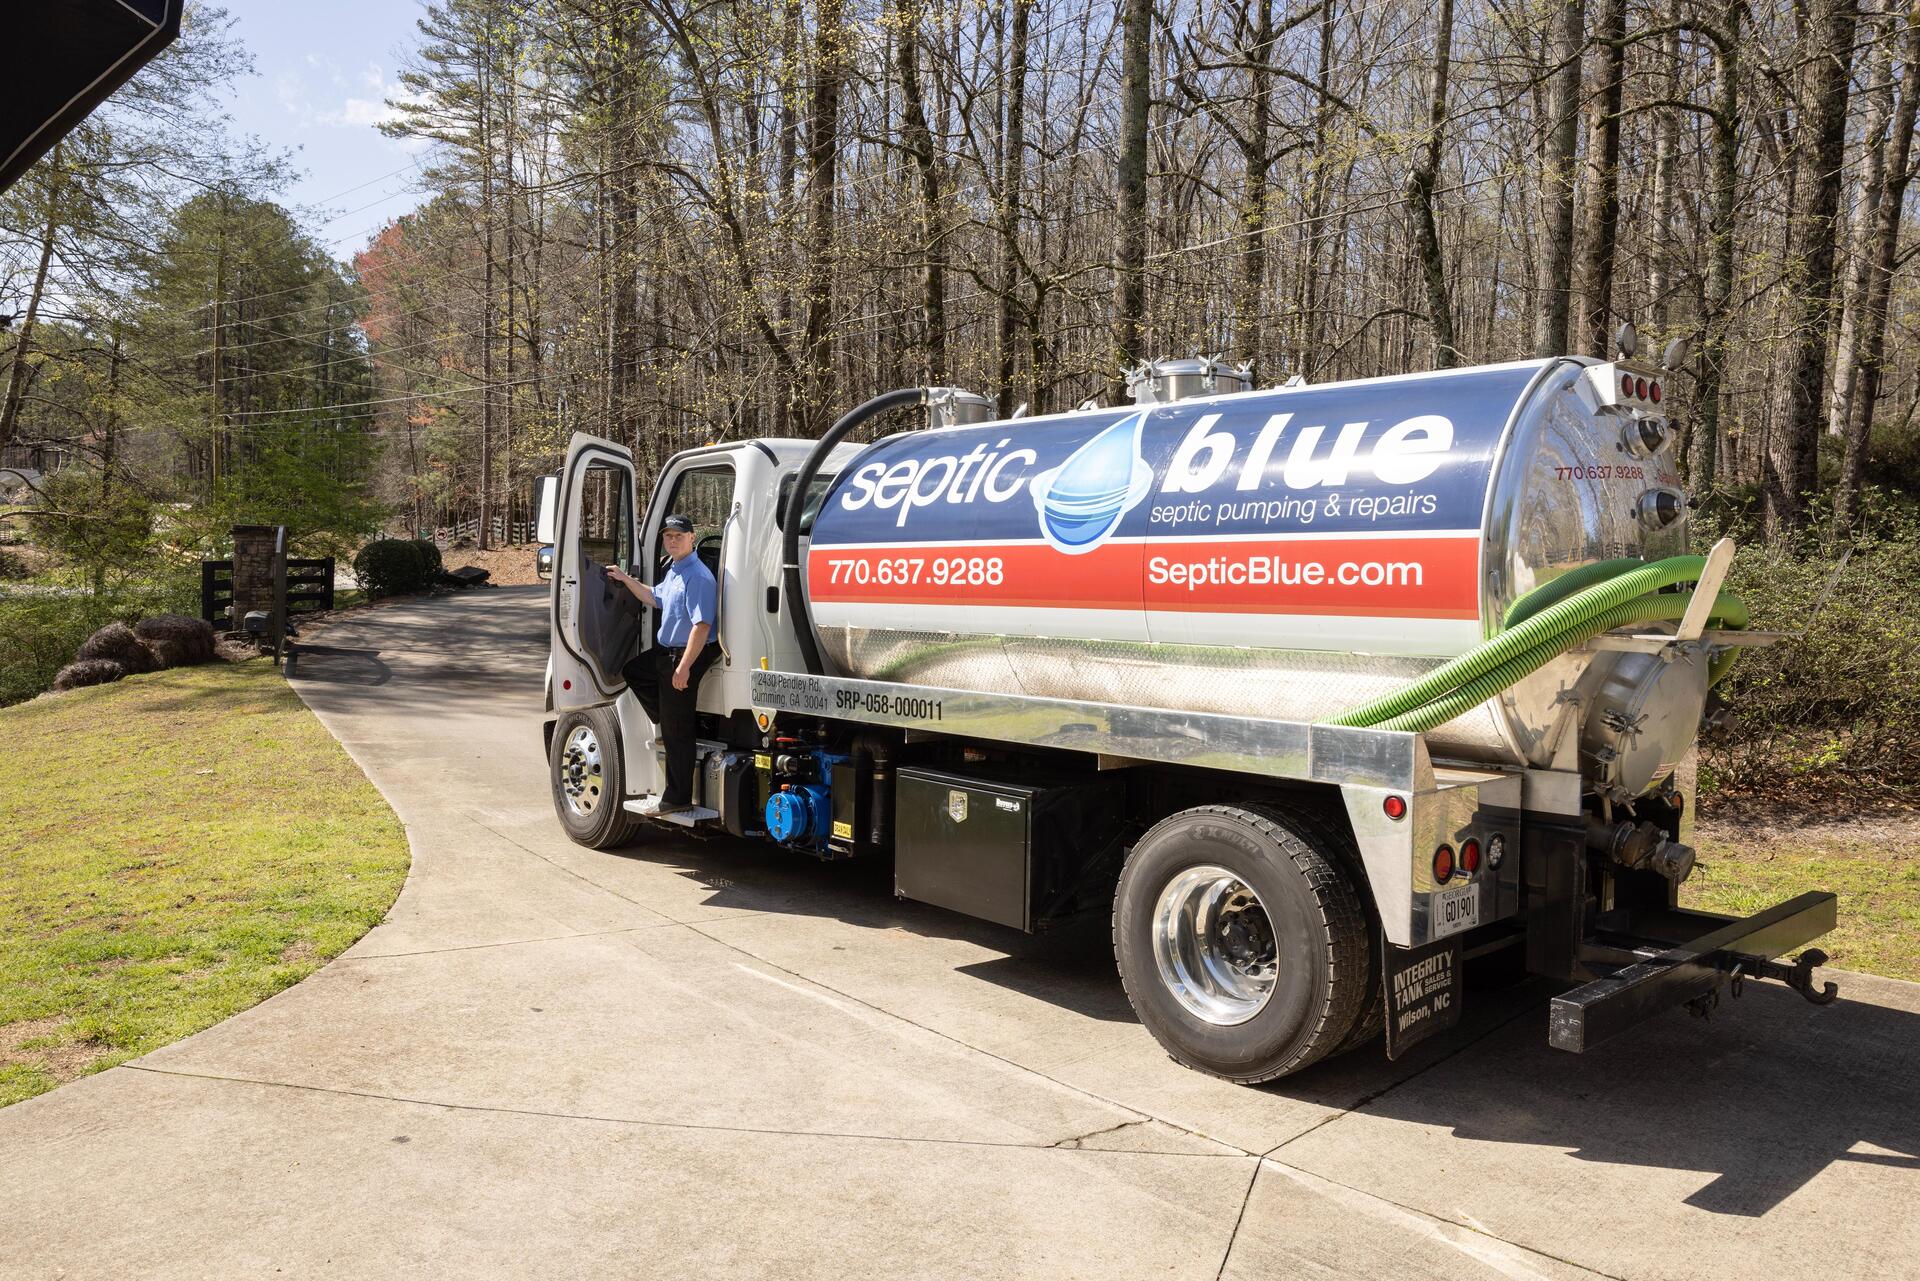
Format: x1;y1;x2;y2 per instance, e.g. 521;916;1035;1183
537;352;1841;1082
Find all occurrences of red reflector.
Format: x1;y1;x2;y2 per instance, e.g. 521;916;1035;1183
1649;381;1662;404
1433;844;1455;884
1635;376;1648;399
1621;373;1634;398
1460;838;1482;874
562;679;572;691
1383;795;1408;821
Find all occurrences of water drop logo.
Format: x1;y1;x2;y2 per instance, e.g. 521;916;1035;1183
1029;411;1155;554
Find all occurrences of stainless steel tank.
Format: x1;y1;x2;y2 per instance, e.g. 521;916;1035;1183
802;357;1691;772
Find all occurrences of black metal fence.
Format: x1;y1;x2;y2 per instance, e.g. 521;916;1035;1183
201;554;334;626
286;558;335;614
200;559;233;626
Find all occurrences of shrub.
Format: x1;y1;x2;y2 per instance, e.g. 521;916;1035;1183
75;622;159;675
412;539;444;574
352;539;437;599
1697;503;1920;797
135;614;217;668
0;577;196;707
52;658;127;691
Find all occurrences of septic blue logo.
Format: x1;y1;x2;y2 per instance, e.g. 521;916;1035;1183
1029;410;1155;554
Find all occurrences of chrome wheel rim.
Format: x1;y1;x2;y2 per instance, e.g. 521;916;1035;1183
558;724;604;818
1151;865;1277;1026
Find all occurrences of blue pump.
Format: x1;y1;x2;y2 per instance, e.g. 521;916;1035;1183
766;784;831;845
764;748;849;849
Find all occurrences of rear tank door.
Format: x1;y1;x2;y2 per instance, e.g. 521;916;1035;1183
551;433;642;708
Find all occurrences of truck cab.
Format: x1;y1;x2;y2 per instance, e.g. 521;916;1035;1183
544;435;851;828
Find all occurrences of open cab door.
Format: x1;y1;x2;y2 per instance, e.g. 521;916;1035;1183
547;433;643;710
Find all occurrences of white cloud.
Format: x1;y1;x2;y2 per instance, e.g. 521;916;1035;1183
312;68;426;141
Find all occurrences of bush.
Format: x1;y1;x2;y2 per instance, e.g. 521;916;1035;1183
75;622;159;675
0;577;197;707
412;539;444;574
352;539;438;599
52;658;127;691
135;614;217;668
1697;503;1920;797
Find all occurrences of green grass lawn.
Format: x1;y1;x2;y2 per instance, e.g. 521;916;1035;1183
0;658;409;1106
1685;825;1920;982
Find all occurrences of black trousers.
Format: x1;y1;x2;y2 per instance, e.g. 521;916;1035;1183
621;643;718;805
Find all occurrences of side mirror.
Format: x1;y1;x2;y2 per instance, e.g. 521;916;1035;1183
534;473;559;544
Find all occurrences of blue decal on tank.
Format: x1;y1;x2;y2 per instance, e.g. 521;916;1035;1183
814;363;1547;548
1029;409;1155;554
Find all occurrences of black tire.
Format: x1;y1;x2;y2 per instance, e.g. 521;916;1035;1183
1261;799;1384;1057
550;705;645;849
1113;803;1372;1083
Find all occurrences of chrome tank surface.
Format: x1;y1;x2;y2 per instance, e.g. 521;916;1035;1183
803;357;1687;770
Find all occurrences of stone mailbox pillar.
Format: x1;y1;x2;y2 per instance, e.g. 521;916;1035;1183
229;524;280;633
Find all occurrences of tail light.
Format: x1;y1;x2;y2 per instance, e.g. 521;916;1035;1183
1383;795;1407;820
1460;838;1482;875
1432;844;1455;884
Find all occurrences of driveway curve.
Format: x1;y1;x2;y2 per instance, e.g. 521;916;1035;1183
3;586;1917;1280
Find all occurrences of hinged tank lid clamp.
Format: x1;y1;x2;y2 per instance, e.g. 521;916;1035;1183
1126;356;1254;405
925;387;995;429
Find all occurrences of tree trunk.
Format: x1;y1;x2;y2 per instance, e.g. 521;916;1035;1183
0;148;61;456
1692;3;1742;492
1407;0;1457;368
1110;0;1152;396
1573;0;1625;356
1838;11;1920;527
1234;0;1275;375
896;0;947;383
1765;0;1859;534
995;0;1031;415
1648;16;1680;342
1298;0;1337;374
1532;0;1583;357
802;0;846;432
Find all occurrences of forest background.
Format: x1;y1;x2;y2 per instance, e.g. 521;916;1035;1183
1;0;1917;798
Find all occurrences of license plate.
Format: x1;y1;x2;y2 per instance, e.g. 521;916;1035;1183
1432;882;1479;939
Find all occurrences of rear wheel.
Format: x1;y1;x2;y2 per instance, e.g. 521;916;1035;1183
550;705;644;849
1113;804;1371;1082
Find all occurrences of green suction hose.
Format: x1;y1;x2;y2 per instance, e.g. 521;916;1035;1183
1501;557;1646;628
1372;592;1749;734
1328;555;1712;728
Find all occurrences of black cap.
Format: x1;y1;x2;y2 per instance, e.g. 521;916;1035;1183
662;514;695;533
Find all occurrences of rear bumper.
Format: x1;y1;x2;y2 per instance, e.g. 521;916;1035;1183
1548;891;1838;1053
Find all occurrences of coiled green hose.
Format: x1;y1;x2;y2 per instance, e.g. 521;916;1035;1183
1372;592;1748;734
1328;554;1742;731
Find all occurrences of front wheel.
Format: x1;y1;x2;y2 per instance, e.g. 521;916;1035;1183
1113;803;1371;1083
549;705;644;849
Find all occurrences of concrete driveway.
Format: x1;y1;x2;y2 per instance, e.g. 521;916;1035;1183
4;586;1916;1279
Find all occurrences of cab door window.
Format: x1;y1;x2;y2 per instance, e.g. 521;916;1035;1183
580;461;634;573
654;466;735;577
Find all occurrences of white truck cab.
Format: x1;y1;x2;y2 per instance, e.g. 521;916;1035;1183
545;435;860;822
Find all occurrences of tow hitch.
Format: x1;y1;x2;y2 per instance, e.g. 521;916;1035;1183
1692;947;1840;1017
1548;891;1839;1052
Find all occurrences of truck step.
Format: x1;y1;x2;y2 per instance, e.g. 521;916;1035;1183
623;796;720;826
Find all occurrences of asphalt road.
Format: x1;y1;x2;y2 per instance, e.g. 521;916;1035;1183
4;586;1916;1279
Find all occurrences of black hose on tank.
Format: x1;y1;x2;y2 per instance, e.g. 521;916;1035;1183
782;387;929;675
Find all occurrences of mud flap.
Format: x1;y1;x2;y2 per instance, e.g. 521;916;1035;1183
1383;935;1463;1059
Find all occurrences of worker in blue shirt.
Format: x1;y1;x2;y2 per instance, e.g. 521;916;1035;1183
606;514;718;813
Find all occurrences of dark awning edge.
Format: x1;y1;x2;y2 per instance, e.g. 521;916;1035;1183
0;0;186;193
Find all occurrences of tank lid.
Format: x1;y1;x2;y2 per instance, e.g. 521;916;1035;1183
1127;356;1254;405
926;386;995;429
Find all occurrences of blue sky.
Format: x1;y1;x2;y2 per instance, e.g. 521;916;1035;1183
214;0;434;261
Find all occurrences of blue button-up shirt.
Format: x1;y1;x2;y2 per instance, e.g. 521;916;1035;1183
654;553;717;647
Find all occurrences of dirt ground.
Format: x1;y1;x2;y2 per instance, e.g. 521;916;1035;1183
441;544;543;586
